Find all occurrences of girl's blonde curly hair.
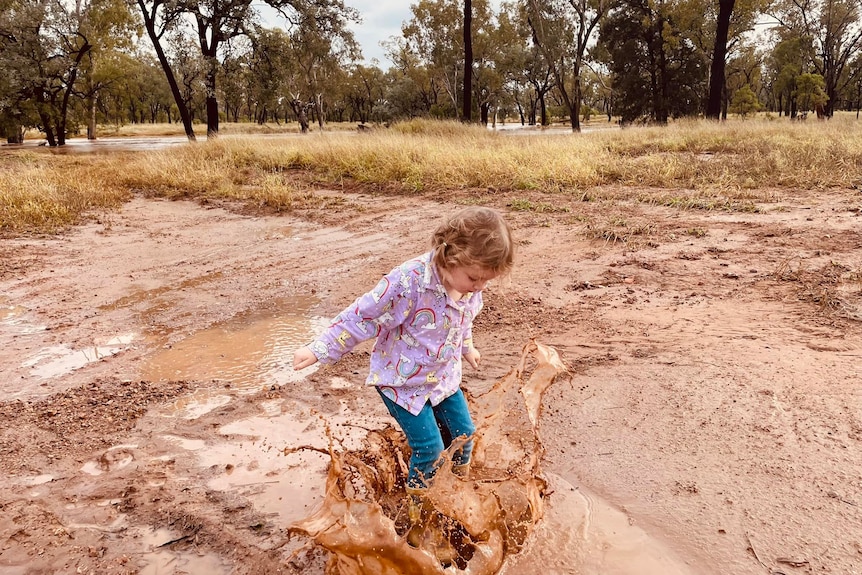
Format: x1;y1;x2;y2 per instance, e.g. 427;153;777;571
430;207;514;275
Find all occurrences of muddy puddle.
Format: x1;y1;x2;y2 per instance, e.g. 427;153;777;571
2;136;194;154
141;296;328;418
4;282;696;574
1;297;44;337
138;340;695;574
10;294;326;408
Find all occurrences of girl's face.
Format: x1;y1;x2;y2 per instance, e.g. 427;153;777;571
443;263;499;295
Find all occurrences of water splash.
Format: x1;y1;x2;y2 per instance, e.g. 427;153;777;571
288;341;566;575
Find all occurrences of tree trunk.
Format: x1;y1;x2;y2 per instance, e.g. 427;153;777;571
706;0;735;119
462;0;473;122
137;0;196;141
87;93;97;140
571;60;582;132
292;99;310;133
5;124;24;144
205;59;219;138
316;94;325;128
655;24;669;124
480;101;490;125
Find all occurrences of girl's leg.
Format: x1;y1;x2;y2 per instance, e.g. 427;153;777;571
377;389;444;488
431;388;476;466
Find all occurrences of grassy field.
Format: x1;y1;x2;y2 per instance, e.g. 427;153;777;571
2;116;861;233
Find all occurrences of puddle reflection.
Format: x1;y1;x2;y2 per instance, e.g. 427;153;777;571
1;298;46;336
22;334;136;379
142;296;327;418
1;301;27;321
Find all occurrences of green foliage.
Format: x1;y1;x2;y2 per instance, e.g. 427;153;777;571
794;73;828;112
597;0;708;124
729;85;763;118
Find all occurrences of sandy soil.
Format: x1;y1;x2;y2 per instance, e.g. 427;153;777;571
1;184;860;575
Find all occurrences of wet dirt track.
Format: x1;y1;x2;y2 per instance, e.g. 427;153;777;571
1;188;861;574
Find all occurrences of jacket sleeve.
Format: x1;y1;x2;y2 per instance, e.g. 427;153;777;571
309;264;416;364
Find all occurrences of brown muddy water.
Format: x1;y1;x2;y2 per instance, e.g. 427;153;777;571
12;295;326;404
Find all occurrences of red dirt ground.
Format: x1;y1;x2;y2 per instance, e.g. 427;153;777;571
1;185;860;574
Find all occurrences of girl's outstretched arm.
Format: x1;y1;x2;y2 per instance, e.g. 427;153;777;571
299;263;415;367
293;346;318;370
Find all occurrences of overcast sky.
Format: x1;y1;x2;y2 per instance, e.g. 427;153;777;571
255;1;411;67
259;1;505;68
347;1;410;66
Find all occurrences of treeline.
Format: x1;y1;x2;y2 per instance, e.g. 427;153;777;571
2;0;861;146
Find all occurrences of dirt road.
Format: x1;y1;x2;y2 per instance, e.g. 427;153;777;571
1;186;860;574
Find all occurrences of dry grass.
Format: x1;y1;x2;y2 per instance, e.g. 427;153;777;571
0;154;130;232
773;258;862;320
3;115;861;233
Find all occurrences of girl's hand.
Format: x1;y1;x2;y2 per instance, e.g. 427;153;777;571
463;347;481;370
293;346;319;370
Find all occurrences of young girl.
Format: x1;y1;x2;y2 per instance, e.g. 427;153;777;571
293;206;514;510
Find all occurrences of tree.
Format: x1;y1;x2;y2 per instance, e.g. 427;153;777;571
283;4;360;131
795;71;829;113
402;0;465;117
769;0;862;116
0;0;40;142
73;0;138;139
845;51;862;116
527;0;613;131
728;83;761;116
168;31;208;123
497;2;554;125
243;27;292;123
721;43;762;117
598;0;708;124
343;64;386;124
1;0;137;146
383;36;443;117
136;0;197;140
134;0;358;138
763;34;813;116
184;0;358;137
468;0;510;125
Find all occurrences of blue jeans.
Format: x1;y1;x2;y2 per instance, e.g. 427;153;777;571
377;388;475;488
